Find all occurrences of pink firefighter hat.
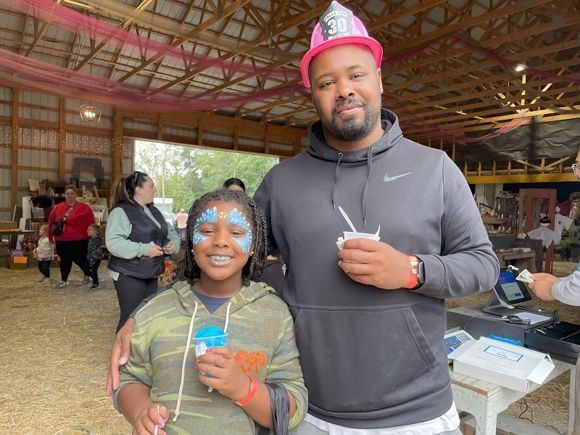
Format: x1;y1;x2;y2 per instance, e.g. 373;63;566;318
300;1;383;88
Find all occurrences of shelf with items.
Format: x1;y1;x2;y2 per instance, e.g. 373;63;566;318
482;215;509;235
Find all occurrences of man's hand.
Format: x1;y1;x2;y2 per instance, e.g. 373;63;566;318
196;347;249;401
105;318;136;396
133;403;168;435
529;273;561;301
338;238;410;290
148;243;164;257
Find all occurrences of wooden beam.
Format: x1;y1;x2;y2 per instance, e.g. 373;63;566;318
467;173;578;184
112;109;123;182
382;0;550;57
147;3;328;95
58;97;66;182
83;0;297;62
11;88;19;212
117;0;251;83
74;0;155;71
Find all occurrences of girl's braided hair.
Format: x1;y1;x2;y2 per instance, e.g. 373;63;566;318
181;189;268;286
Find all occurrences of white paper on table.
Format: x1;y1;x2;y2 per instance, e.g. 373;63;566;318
514;312;552;325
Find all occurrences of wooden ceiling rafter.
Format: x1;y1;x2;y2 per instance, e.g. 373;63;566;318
116;0;252;84
0;0;577;144
142;0;198;89
387;15;580;80
142;6;324;95
389;37;579;98
24;0;63;57
408;55;578;116
72;0;155;72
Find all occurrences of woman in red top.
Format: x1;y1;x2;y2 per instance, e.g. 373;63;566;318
48;185;95;287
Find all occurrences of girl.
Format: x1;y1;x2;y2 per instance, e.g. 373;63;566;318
114;189;307;434
34;224;54;283
106;171;180;331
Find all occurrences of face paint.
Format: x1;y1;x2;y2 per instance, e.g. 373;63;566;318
227;207;253;253
192;207;218;246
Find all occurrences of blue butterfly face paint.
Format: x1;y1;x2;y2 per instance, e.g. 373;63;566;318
192;207;218;246
227;208;253;253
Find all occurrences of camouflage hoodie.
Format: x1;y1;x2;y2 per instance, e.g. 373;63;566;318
114;280;307;434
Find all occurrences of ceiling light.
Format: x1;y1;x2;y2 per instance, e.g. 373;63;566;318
79;104;101;122
514;64;526;72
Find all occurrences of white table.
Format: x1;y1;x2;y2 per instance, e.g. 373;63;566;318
451;359;575;435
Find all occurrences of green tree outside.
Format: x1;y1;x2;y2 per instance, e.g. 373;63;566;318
134;141;279;212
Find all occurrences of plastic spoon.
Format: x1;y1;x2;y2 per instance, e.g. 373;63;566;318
338;206;357;233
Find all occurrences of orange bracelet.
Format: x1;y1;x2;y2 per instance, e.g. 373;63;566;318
234;376;259;407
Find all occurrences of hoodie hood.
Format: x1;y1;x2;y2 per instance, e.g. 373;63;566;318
170;280;275;317
306;108;403;223
306;108;402;162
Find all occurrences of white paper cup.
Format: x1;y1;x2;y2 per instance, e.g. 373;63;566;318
343;231;380;241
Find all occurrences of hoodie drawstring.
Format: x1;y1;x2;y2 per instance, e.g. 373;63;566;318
331;152;344;209
173;301;232;423
361;146;373;225
173;301;198;422
223;301;231;333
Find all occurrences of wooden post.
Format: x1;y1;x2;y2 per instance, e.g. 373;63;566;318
11;88;19;211
58;97;66;182
111;109;123;182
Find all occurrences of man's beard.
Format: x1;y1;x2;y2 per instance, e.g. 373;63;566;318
324;99;380;142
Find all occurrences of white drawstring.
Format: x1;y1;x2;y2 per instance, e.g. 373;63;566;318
223;302;231;333
173;301;198;422
172;300;232;422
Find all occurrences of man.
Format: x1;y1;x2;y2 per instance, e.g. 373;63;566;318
106;2;499;433
529;149;579;435
254;2;498;433
174;208;188;241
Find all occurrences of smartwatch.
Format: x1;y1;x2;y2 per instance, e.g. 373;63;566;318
405;256;424;290
416;258;425;288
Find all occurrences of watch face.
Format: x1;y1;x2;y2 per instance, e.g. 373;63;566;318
418;260;425;284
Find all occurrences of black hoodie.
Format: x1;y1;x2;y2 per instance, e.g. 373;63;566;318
254;108;499;429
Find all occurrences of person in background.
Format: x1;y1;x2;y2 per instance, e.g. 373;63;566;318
48;185;95;288
113;189;307;434
223;177;246;192
257;248;285;291
529;148;580;435
34;223;54;283
174;208;188;241
85;223;104;290
106;171;180;331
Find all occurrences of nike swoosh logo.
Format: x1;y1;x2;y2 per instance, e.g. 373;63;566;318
383;172;412;182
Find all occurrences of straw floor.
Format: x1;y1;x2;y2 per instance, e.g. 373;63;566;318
0;261;578;434
0;263;130;434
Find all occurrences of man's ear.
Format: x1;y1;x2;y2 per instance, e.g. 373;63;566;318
377;68;383;94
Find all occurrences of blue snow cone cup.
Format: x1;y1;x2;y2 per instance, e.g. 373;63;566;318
194;326;228;357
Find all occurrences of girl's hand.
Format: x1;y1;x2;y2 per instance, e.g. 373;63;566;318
133;403;168;435
196;347;250;401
